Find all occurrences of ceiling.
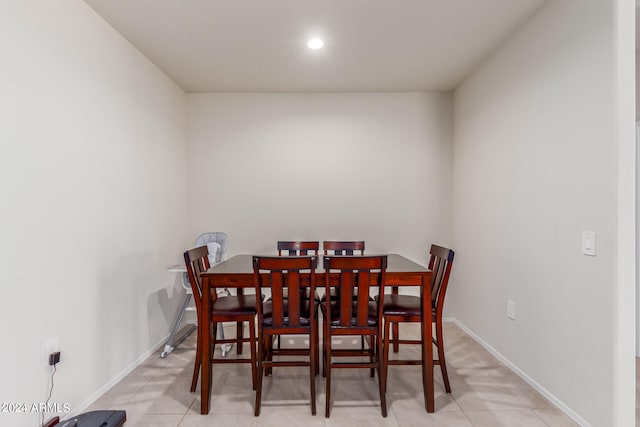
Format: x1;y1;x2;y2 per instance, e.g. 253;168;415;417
84;0;548;93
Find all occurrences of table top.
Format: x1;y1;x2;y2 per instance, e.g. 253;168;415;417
201;254;430;286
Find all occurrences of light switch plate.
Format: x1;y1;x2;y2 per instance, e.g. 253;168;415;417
582;231;596;256
507;300;516;321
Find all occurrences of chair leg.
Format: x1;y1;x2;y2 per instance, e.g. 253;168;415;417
314;324;320;376
382;318;391;404
266;335;274;376
249;318;257;391
377;330;387;418
236;321;244;354
322;318;327;378
310;325;317;415
369;335;375;378
190;327;201;392
435;319;451;393
254;333;264;416
315;306;320;376
392;321;399;353
211;321;218;352
324;321;331;417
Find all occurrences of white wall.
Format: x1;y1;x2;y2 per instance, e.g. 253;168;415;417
186;92;452;266
451;0;634;426
0;2;189;426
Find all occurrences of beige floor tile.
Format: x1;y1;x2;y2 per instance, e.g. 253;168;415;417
125;414;184;427
180;413;258;427
463;409;547;426
325;406;400;427
82;322;591;427
385;371;460;412
254;406;326;427
392;408;473;427
132;375;197;414
533;409;580;427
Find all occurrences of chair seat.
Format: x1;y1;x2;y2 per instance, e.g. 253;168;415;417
320;300;379;326
262;300;313;326
211;294;258;316
381;294;436;317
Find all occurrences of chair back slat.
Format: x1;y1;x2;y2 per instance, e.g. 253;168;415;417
287;271;301;326
271;271;285;326
253;256;317;329
355;270;371;326
339;270;354;326
324;255;387;329
323;241;365;256
278;241;319;256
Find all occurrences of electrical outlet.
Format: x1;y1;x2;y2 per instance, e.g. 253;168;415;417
44;338;59;367
48;352;60;366
507;300;516;321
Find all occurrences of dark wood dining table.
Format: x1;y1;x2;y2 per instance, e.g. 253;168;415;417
198;253;434;415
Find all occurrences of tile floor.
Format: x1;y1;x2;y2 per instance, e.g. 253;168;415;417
87;322;578;426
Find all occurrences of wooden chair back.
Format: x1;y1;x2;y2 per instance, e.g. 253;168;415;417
323;241;365;255
428;245;455;314
184;245;211;316
253;256;318;329
277;241;320;256
323;255;386;330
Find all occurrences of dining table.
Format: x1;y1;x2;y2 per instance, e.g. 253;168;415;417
198;253;434;415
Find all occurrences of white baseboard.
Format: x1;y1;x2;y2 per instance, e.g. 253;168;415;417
444;318;591;427
67;333;171;418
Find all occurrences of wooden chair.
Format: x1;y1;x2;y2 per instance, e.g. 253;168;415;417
276;241;320;304
184;246;257;393
381;245;455;397
322;241;365;302
322;241;369;352
253;256;318;416
322;240;365;255
273;241;320;359
278;241;320;256
321;255;388;418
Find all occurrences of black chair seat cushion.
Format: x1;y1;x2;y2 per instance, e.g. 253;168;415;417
211;294;258;316
261;300;313;326
381;294;436;317
320;300;379;326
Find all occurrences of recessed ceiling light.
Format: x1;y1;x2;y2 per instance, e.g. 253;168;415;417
307;38;324;50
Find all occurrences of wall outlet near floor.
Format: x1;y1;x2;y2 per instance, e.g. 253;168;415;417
44;338;59;367
507;300;516;321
